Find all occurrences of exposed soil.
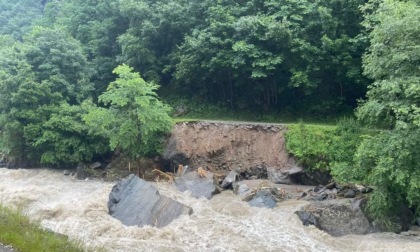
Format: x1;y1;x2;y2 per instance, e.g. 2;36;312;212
162;121;296;178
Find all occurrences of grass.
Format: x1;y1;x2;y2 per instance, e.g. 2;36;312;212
0;204;85;252
171;105;340;126
167;97;342;125
174;115;337;128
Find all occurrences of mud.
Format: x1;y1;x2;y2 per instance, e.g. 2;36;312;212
163;121;295;178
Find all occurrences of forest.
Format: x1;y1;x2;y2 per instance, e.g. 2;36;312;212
0;0;419;225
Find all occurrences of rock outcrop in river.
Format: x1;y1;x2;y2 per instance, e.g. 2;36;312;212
175;169;219;199
108;174;192;228
296;199;371;236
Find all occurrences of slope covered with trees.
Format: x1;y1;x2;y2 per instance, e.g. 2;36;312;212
0;0;372;166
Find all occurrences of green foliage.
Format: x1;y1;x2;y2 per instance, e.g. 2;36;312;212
25;103;109;166
285;122;335;171
329;118;370;182
0;26;97;166
173;0;368;113
84;64;173;159
352;0;420;221
286;118;366;172
0;0;44;40
0;204;85;252
358;0;420;130
24;26;94;103
355;129;420;220
42;0;127;96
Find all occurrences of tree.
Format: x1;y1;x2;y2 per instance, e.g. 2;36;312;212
352;0;420;224
0;36;36;165
42;0;128;97
0;0;44;40
173;0;368;113
0;26;98;166
24;103;109;166
118;0;206;84
24;26;93;103
84;65;173;166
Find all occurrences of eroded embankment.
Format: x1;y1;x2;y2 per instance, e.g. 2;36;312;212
162;121;295;178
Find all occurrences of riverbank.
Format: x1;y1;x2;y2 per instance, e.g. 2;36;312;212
0;204;84;252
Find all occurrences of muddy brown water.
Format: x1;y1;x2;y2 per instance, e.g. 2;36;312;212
0;243;13;252
0;168;419;252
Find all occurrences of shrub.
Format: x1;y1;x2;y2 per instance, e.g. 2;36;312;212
285;118;366;173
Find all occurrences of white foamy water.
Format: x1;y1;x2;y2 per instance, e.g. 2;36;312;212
0;168;419;252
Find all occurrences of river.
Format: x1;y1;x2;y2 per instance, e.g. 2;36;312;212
0;168;418;252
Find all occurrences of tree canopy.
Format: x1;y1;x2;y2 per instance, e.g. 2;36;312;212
84;64;173;160
355;0;420;221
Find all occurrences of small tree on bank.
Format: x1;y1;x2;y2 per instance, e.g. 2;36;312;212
84;64;173;173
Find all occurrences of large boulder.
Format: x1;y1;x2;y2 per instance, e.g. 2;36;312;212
295;199;370;236
108;174;192;228
243;188;282;209
175;170;219;199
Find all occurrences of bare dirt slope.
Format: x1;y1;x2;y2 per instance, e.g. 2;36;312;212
163;121;296;177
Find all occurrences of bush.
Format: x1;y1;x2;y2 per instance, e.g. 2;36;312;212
285;118;366;173
285;122;333;171
354;128;420;223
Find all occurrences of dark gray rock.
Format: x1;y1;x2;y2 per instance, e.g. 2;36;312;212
175;170;218;199
162;138;189;172
344;189;356;198
314;193;328;201
246;190;278;208
239;165;268;180
221;170;239;188
108;174;192;228
415;217;420;226
314;186;325;193
267;167;290;184
63;170;71;176
290;170;332;186
233;182;251;196
295;199;370;236
360;187;373;193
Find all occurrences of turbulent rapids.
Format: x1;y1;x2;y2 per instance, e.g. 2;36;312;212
0;168;419;252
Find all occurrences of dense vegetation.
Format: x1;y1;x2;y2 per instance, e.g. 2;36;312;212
287;0;420;223
0;0;370;166
0;0;418;226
